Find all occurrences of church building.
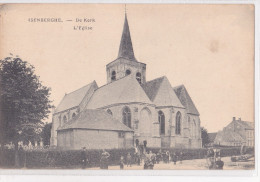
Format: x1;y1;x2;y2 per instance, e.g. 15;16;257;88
50;13;202;150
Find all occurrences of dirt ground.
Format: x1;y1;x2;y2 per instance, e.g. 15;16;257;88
88;156;255;170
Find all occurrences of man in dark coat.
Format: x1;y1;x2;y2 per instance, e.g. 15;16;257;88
172;152;177;165
81;147;89;169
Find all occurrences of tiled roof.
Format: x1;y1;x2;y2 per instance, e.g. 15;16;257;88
141;76;164;101
236;120;254;129
208;132;217;143
142;76;184;108
86;74;152;109
55;81;97;113
173;85;200;115
215;130;245;143
57;109;133;132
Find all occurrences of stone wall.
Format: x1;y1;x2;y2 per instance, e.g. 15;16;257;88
57;129;134;150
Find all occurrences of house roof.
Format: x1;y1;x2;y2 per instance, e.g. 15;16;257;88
236;120;254;130
86;74;152;109
55;81;97;113
173;85;200;115
215;130;245;143
57;109;133;132
208;132;217;143
118;13;136;61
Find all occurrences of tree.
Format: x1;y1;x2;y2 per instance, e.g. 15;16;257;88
0;56;52;167
41;122;52;146
201;127;210;148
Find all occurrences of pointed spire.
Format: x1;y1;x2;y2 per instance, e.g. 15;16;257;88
118;11;136;61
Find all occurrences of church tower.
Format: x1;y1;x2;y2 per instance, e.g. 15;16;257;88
106;13;146;84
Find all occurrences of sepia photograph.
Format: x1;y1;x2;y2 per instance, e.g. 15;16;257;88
0;3;256;172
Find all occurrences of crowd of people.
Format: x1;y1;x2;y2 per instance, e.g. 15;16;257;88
80;146;186;170
80;146;226;170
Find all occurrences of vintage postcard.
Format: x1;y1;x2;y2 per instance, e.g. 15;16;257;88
0;3;256;173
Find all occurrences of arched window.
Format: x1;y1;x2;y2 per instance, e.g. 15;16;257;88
63;115;67;123
107;109;113;115
126;69;131;76
122;106;131;128
111;71;116;81
72;113;76;119
175;111;181;135
136;72;141;84
193;119;196;138
158;111;165;135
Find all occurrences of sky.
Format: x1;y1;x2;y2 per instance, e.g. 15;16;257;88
0;4;255;132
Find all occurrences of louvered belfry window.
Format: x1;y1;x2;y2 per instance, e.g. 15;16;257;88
111;71;116;81
136;72;141;84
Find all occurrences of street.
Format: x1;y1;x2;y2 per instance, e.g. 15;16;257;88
88;157;255;170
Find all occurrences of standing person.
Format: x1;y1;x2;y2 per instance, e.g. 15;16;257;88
134;146;141;165
156;152;161;164
172;152;177;165
151;152;156;164
165;150;170;163
215;149;221;158
206;147;215;169
119;156;124;170
179;151;183;164
215;157;224;170
100;149;110;169
144;151;154;170
81;147;89;169
126;152;132;167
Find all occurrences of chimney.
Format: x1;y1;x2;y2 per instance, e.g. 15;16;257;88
233;117;236;121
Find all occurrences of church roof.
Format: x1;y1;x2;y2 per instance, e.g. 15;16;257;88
141;77;164;101
173;85;200;115
118;13;136;61
142;76;184;108
55;81;97;113
57;109;133;132
86;74;152;109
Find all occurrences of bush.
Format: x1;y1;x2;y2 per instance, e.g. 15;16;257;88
0;147;253;169
0;148;135;169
